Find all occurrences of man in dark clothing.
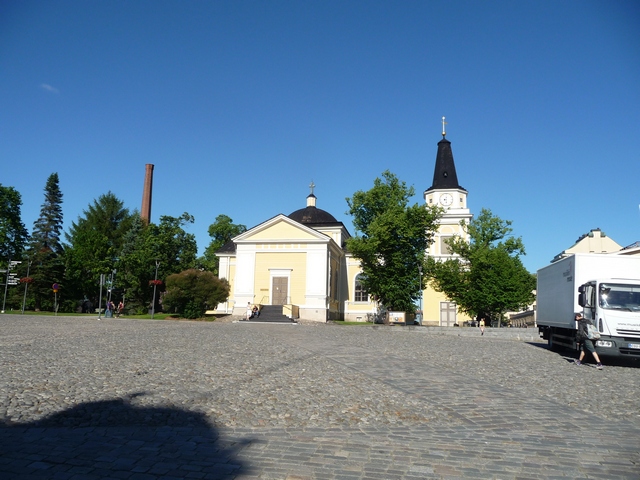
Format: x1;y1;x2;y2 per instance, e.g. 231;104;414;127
574;312;603;370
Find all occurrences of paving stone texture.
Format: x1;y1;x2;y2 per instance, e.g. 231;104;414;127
0;314;639;479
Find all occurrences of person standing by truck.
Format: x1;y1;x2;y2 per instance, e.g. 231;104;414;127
574;312;603;370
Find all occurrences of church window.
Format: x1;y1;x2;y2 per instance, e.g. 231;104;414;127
354;274;368;302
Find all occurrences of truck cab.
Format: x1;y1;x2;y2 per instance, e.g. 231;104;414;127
579;280;640;356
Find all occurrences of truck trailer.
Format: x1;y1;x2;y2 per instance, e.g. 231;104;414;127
537;253;640;357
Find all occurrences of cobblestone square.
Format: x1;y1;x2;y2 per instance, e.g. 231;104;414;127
1;315;639;479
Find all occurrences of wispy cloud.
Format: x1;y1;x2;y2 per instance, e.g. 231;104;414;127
40;83;60;94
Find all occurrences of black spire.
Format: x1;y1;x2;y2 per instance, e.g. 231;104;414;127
425;135;466;193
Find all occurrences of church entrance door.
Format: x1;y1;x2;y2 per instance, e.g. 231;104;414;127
440;302;457;326
272;277;288;305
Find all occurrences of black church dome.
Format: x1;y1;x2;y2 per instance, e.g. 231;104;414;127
288;205;338;224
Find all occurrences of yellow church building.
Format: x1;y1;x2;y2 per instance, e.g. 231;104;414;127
215;127;473;325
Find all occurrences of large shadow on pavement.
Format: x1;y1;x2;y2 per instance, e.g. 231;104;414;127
0;393;252;479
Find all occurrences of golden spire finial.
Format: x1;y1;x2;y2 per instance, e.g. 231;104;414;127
442;116;447;137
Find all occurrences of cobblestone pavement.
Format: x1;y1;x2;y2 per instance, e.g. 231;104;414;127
1;315;639;479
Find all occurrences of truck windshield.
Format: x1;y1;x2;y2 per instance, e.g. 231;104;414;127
599;283;640;311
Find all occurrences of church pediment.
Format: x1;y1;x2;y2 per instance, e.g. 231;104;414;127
235;214;330;243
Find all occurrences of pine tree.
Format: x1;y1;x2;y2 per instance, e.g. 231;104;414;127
28;173;64;311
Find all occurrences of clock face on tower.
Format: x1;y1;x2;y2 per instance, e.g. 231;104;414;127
440;193;453;206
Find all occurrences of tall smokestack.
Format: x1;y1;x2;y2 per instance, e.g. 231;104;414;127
141;164;154;224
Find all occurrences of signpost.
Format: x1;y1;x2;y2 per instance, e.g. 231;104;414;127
2;260;21;313
52;283;59;316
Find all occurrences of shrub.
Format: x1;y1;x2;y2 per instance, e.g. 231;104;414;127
162;269;229;319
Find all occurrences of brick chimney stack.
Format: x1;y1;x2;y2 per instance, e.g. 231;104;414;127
141;164;154;223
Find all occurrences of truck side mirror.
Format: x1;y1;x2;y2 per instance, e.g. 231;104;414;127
578;292;586;307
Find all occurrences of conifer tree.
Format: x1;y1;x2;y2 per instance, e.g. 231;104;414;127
64;192;134;307
28;173;64;311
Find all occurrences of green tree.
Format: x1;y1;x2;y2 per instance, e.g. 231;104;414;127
199;214;247;274
163;269;230;319
64;192;135;308
346;171;441;312
425;208;536;324
0;184;29;262
27;173;65;311
115;212;198;314
114;214;147;313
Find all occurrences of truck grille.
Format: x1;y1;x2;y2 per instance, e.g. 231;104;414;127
616;329;640;337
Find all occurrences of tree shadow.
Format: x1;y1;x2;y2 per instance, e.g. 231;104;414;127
0;393;253;479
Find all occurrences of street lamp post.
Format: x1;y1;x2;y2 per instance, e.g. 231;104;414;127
417;265;423;325
151;260;160;319
98;273;105;320
107;269;116;304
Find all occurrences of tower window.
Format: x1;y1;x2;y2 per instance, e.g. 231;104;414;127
440;236;453;255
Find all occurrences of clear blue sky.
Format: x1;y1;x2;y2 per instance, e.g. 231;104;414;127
2;0;639;273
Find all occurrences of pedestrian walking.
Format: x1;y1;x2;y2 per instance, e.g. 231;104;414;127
479;317;485;336
574;312;603;370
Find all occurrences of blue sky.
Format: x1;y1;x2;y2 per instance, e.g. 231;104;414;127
1;0;639;273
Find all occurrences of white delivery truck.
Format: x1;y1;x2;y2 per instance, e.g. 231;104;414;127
537;253;640;357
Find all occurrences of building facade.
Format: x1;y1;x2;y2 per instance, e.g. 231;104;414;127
215;129;473;324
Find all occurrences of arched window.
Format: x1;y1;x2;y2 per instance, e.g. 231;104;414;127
354;274;368;302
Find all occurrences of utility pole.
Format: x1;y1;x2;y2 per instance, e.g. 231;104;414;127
98;274;104;320
21;259;31;314
151;260;160;319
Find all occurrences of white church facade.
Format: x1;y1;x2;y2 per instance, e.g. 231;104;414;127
215;126;473;325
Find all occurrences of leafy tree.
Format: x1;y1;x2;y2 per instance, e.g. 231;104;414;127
27;173;65;311
425;208;536;324
116;212;198;314
0;184;29;262
346;171;441;312
64;192;135;308
163;269;230;319
113;214;147;313
199;214;246;274
148;213;198;274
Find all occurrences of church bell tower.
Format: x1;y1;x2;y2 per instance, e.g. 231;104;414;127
424;118;472;260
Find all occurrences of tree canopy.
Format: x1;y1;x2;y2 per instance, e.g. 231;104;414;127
64;192;135;306
0;184;29;262
425;208;536;323
200;214;246;274
346;171;441;312
163;269;230;319
115;212;198;313
27;173;65;311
